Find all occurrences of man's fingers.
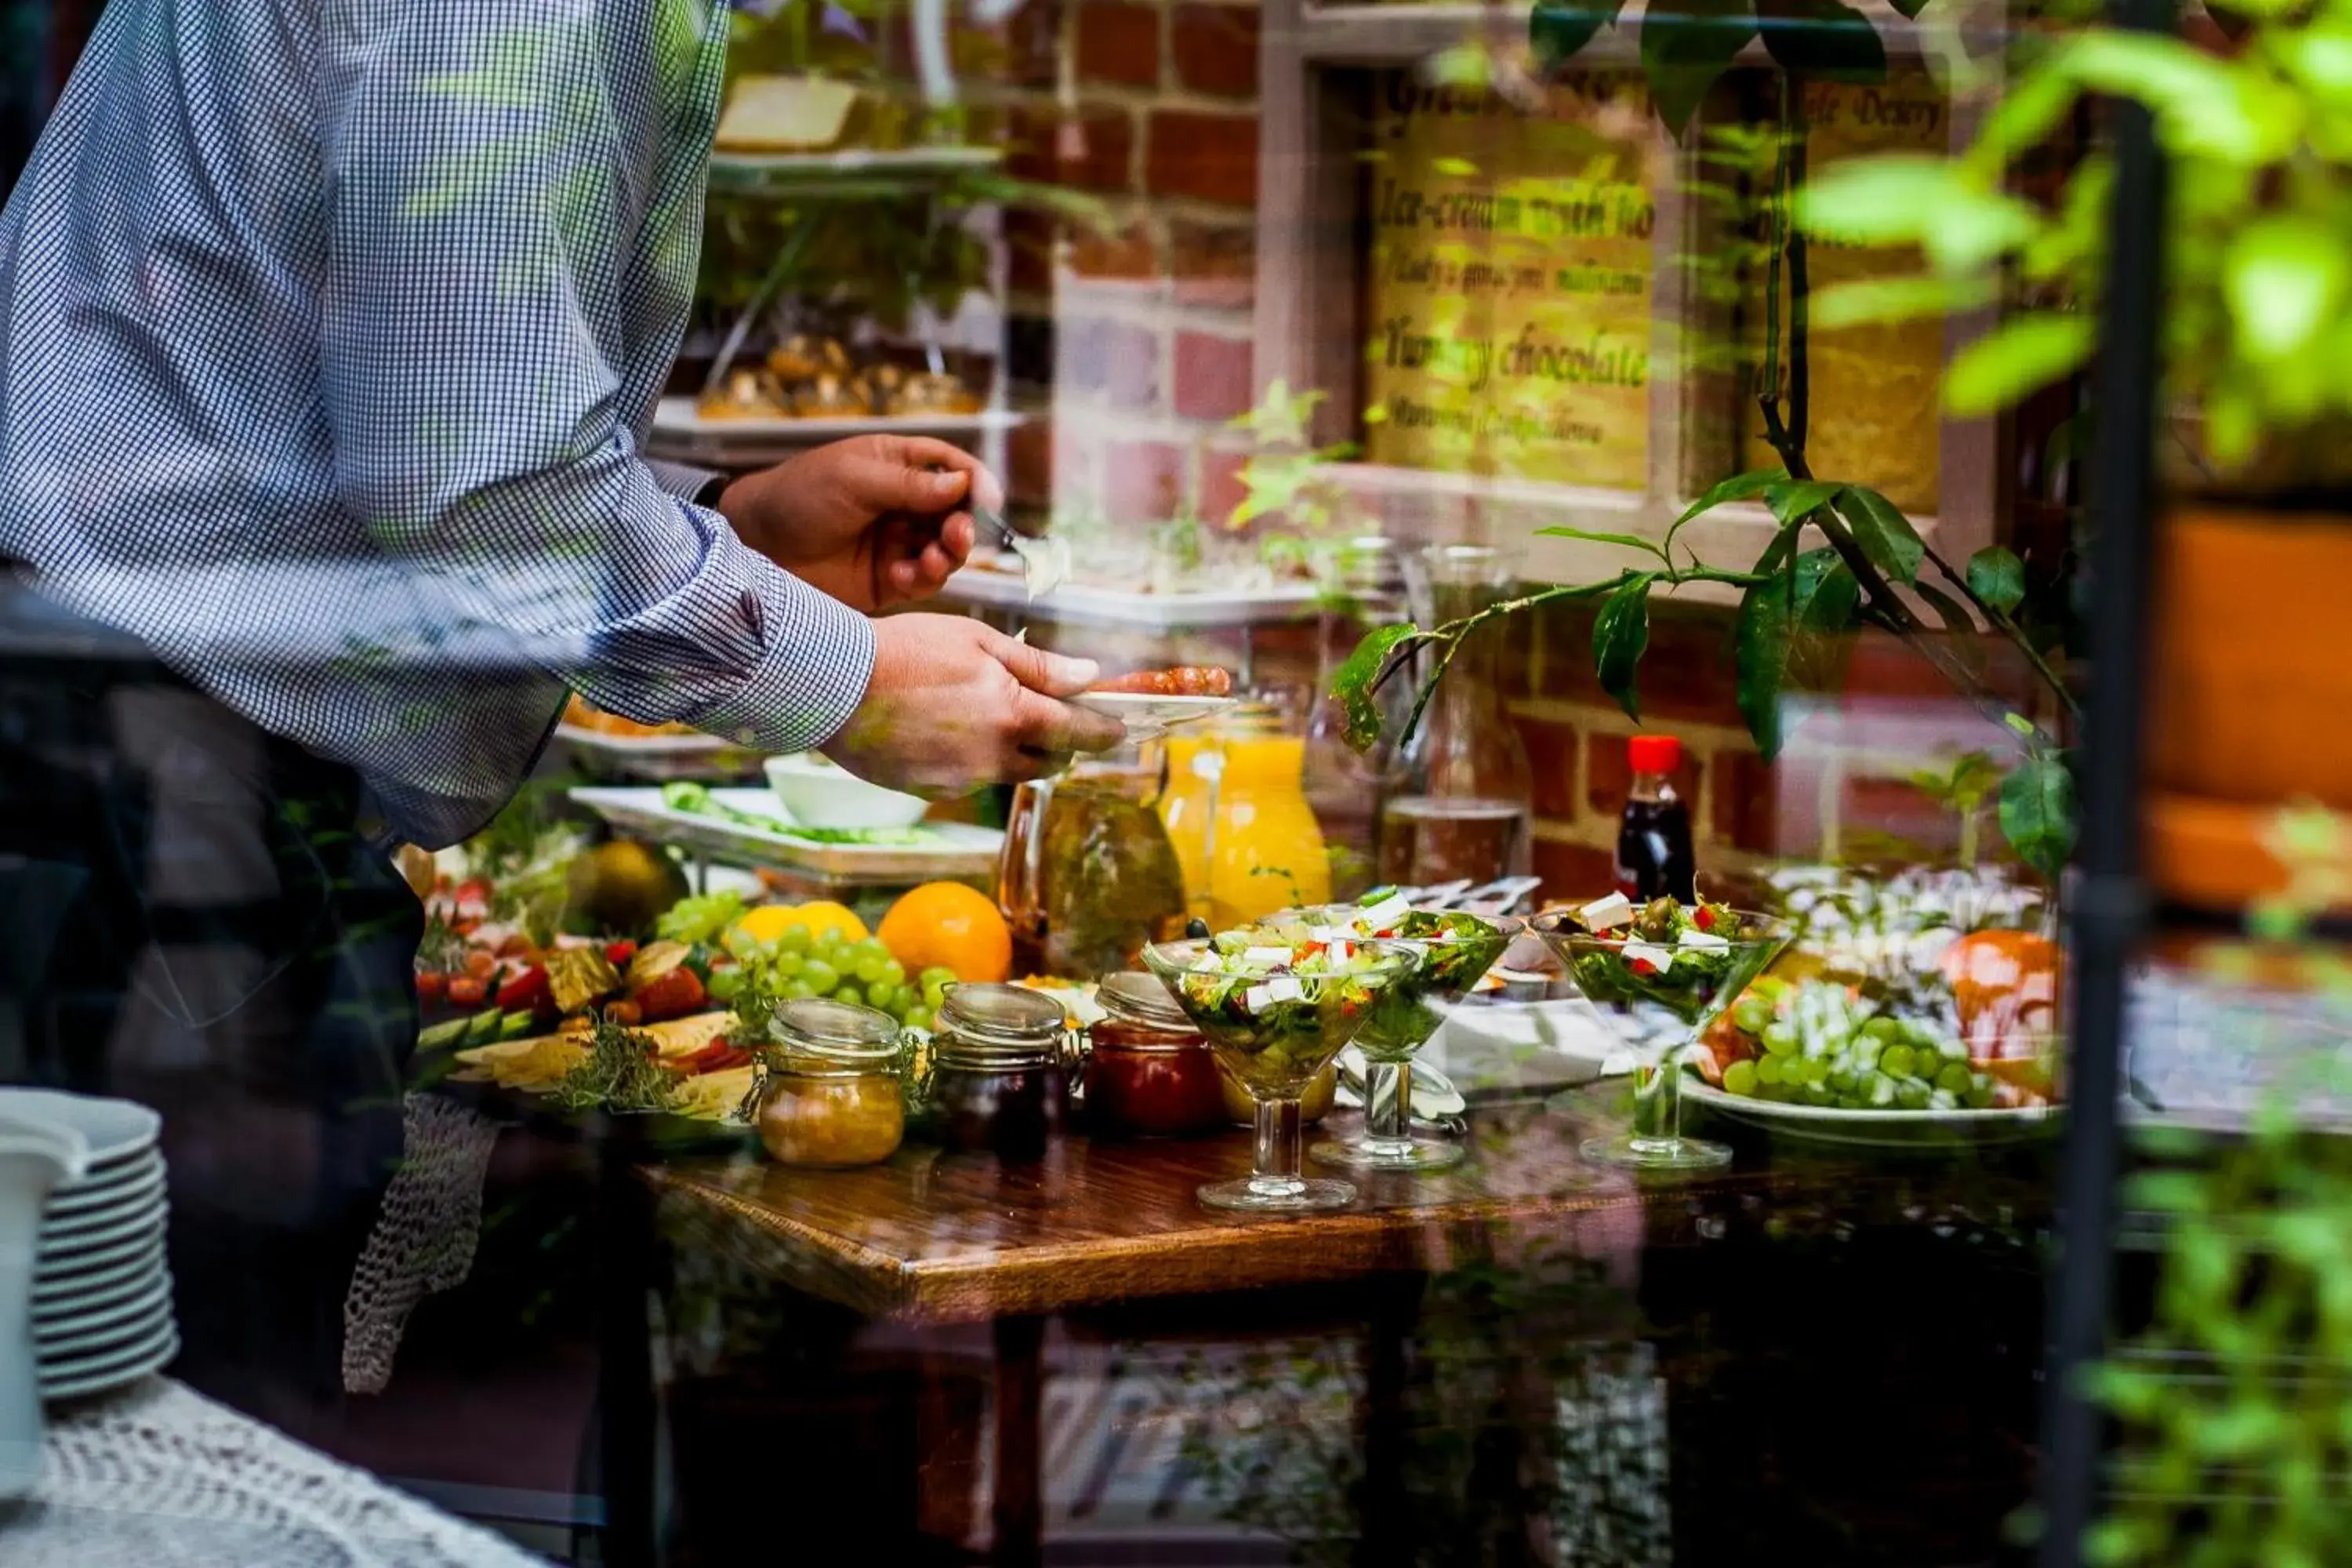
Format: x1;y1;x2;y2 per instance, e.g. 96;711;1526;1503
889;437;1005;517
937;510;975;568
989;630;1098;696
846;446;967;515
1011;689;1126;755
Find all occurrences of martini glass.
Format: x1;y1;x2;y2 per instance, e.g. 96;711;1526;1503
1531;909;1790;1172
1288;909;1515;1173
1143;938;1417;1212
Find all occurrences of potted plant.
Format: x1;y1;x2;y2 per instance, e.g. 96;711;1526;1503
1787;2;2352;911
1338;7;2083;880
1341;1;2351;907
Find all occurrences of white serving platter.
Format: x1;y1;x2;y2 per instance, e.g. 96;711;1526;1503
40;1320;178;1403
1071;692;1236;742
647;399;1025;466
551;724;765;782
1682;1077;2063;1149
0;1090;159;1171
568;786;1001;886
937;564;1326;629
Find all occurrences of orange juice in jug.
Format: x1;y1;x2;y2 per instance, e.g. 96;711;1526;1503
1159;704;1331;928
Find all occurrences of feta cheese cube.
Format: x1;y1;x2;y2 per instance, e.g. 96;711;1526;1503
1359;893;1413;931
1676;929;1730;952
1243;985;1274;1013
1266;977;1305;1003
1621;939;1674;972
1242;946;1294;967
1578;892;1635;931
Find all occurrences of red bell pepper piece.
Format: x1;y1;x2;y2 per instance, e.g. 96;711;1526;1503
495;965;551;1015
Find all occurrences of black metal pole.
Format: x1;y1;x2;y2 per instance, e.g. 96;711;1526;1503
2038;0;2172;1561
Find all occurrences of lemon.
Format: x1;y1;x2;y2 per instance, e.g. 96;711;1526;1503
731;900;868;946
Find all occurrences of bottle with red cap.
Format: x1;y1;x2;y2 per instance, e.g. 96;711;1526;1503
1615;734;1696;903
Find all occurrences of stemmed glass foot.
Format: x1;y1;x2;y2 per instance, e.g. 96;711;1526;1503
1198;1172;1358;1211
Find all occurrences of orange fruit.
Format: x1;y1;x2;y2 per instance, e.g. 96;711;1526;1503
876;882;1012;983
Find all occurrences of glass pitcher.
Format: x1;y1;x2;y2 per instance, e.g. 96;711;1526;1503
1160;702;1334;928
1379;543;1535;888
995;746;1188;981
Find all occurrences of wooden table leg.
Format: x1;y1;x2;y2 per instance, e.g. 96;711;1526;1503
993;1315;1046;1568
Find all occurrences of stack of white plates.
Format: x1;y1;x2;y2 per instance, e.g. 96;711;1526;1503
3;1091;177;1401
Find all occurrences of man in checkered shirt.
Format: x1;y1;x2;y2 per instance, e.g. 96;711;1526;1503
0;0;1118;1412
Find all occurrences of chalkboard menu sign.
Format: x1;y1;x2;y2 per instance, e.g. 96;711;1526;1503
1362;72;1659;490
1745;70;1949;514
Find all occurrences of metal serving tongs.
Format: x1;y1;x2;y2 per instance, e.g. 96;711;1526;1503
1392;877;1544;916
971;503;1070;601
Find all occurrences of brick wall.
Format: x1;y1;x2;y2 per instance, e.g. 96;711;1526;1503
1502;597;2051;898
991;0;1266;523
881;4;2053;903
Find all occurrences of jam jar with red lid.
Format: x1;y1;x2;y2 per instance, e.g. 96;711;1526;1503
927;983;1072;1162
1085;972;1226;1138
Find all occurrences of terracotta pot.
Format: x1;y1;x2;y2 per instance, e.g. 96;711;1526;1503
2145;506;2352;910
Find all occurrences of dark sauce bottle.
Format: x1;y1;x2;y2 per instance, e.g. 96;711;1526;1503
1614;734;1697;902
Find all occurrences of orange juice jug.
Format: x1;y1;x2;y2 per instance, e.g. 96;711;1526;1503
1159;705;1331;928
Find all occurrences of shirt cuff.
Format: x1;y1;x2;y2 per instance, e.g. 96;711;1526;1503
686;557;877;756
645;458;728;509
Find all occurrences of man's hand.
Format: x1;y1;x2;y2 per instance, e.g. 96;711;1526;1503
718;435;995;612
822;615;1127;793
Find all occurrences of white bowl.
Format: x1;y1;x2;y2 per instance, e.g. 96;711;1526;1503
763;754;929;830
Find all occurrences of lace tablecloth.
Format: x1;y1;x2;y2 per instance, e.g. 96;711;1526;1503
5;1377;545;1567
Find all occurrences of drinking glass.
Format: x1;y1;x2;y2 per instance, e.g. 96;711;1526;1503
1531;911;1791;1172
1301;910;1515;1173
1142;938;1415;1212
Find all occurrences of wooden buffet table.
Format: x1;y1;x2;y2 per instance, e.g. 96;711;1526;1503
642;1096;2054;1567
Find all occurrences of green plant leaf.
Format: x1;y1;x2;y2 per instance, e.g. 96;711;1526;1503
1530;0;1624;70
1967;546;2027;614
1734;547;1857;757
1765;479;1845;526
1592;576;1655;721
1756;0;1887;82
1831;486;1926;585
1640;0;1757;137
1998;750;2078;877
1944;314;2094;416
1795;157;2038;272
1664;466;1783;561
1962;64;2082;180
2225;215;2350;364
1332;624;1422;753
1914;580;1984;673
2056;31;2300;165
1812;274;2000;329
1533;524;1670;563
1671;466;1786;529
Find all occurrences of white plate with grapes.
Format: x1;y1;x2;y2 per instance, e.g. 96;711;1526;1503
1683;975;2061;1149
